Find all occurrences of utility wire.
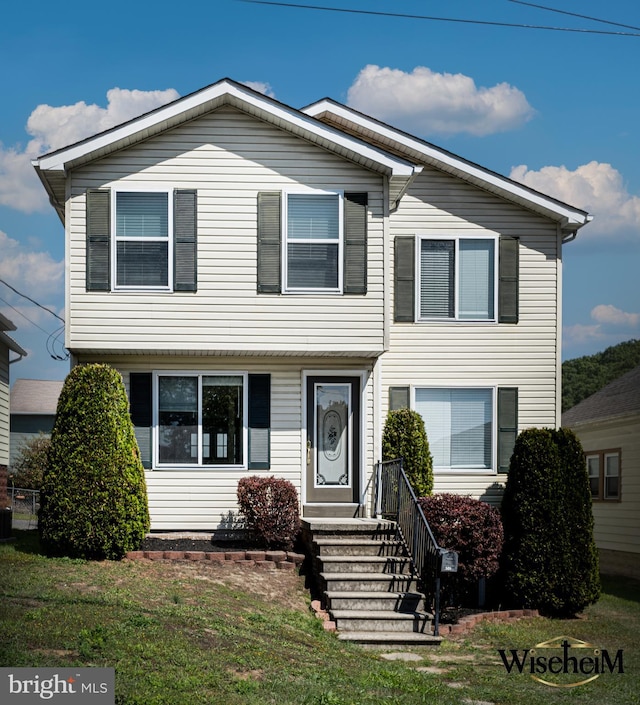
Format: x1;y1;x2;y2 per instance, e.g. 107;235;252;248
0;278;65;323
0;295;54;336
238;0;640;37
506;0;640;32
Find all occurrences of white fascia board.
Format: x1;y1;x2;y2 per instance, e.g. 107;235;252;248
303;99;591;230
33;81;416;178
0;331;27;357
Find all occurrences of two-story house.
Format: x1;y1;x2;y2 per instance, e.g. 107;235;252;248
32;79;590;532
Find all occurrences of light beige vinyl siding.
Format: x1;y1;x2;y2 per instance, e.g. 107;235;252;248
77;354;375;531
68;107;384;357
382;167;561;499
574;415;640;555
0;347;9;466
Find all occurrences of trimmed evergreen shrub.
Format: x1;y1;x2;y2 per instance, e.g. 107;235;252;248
39;364;150;560
419;494;503;606
382;408;433;497
9;434;50;490
500;427;600;617
237;476;301;550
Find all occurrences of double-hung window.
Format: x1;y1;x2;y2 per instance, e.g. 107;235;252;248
284;191;342;292
418;236;497;321
586;449;621;500
415;387;494;471
156;373;246;467
114;190;172;290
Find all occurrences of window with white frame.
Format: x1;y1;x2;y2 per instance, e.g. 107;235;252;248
284;192;342;292
419;236;496;320
156;374;245;466
415;388;493;471
586;449;621;500
114;191;171;289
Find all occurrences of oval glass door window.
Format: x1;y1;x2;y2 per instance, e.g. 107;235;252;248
315;384;350;486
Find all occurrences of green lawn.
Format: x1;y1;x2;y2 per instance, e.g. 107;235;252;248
1;531;638;705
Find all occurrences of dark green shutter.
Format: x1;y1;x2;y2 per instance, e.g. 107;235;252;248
499;236;519;323
389;386;410;410
343;192;368;294
130;373;153;469
174;189;197;292
394;236;415;321
497;387;518;472
86;189;111;291
257;192;281;293
248;374;271;469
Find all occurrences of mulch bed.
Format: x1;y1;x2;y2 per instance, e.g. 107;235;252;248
140;537;261;553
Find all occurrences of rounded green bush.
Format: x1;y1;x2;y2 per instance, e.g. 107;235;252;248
500;427;600;617
39;364;150;559
382;408;433;497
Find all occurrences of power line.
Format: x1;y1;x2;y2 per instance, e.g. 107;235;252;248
506;0;640;32
0;295;53;336
0;278;64;323
238;0;640;37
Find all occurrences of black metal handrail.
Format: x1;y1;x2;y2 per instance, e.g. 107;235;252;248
374;458;444;636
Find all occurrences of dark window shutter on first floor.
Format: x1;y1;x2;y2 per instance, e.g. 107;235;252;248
343;192;368;294
499;236;519;323
389;386;410;410
174;189;197;292
129;372;153;469
248;374;271;469
497;387;518;472
394;236;415;321
86;189;111;291
257;192;281;293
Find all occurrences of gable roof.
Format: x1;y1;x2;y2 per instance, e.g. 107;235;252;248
32;78;420;222
562;364;640;426
10;379;63;415
302;98;591;235
0;313;27;358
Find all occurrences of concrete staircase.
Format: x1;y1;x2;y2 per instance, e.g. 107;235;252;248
303;519;442;645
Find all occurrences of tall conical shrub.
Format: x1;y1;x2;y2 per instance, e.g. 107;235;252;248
501;427;599;616
39;364;150;559
382;408;433;497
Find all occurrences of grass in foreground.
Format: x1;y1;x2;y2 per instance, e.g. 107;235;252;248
1;531;638;705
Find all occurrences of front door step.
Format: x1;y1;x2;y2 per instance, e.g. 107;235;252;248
337;632;442;646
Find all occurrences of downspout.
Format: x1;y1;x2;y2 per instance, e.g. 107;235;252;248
9;354;25;365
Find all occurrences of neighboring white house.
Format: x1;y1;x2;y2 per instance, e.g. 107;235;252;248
9;379;63;468
563;365;640;580
0;313;27;499
32;78;591;531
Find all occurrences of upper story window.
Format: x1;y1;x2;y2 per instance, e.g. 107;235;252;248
586;449;621;500
284;192;342;292
256;191;367;296
419;236;496;321
114;191;171;290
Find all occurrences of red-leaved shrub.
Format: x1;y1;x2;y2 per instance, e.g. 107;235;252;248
237;476;301;550
419;494;503;606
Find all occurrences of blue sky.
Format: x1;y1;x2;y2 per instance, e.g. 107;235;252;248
1;0;639;382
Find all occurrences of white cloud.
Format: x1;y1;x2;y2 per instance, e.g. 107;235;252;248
0;230;63;300
241;81;275;98
346;65;535;137
510;161;640;242
0;87;179;214
591;304;640;328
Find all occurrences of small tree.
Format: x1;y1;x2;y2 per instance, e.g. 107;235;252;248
9;434;51;490
420;494;503;606
500;427;600;617
382;408;433;497
39;364;150;560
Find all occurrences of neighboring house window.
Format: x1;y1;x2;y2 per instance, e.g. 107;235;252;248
257;191;367;295
115;191;171;289
586;449;621;500
394;235;518;323
285;192;342;292
419;237;496;320
389;385;517;473
86;188;197;292
129;372;270;470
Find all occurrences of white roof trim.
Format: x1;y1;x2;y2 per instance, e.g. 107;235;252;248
302;99;591;230
0;331;27;357
33;80;417;178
